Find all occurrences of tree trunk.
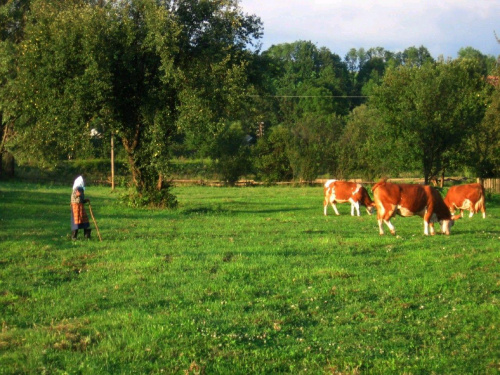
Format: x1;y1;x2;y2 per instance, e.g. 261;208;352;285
157;174;163;190
121;124;142;191
111;134;115;191
125;152;142;192
3;152;15;177
423;173;430;185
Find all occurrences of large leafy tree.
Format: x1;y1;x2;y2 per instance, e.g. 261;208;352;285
401;45;434;67
263;41;351;122
172;0;263;145
336;104;416;180
258;41;350;181
285;113;344;182
11;1;114;165
466;84;500;178
0;0;32;176
373;59;488;184
457;46;497;75
5;0;262;206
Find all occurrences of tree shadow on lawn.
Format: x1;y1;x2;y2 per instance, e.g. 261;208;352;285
0;189;115;244
181;205;302;216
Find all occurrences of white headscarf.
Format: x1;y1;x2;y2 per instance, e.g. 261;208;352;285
73;176;85;191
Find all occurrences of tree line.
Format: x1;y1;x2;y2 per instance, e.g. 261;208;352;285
1;0;499;206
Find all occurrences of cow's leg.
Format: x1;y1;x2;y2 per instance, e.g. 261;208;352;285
424;221;435;236
479;200;486;219
376;205;395;235
377;219;385;235
350;200;360;216
331;202;340;216
323;199;328;216
440;220;451;235
384;219;396;235
423;211;435;236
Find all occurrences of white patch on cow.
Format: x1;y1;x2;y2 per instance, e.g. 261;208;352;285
375;201;386;217
397;206;419;217
333;198;350;204
324;179;336;188
352;184;361;196
457;199;472;211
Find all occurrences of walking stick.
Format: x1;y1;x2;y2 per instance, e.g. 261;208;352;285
88;203;102;241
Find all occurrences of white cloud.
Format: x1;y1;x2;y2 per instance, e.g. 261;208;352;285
240;0;500;58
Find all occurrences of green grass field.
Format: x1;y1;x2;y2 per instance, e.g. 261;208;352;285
1;181;499;374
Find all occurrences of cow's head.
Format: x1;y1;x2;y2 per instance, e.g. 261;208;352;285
366;203;376;215
439;214;461;235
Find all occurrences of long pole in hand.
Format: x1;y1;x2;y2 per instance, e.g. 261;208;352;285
88;203;102;241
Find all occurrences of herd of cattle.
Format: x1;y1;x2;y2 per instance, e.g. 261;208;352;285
323;179;486;236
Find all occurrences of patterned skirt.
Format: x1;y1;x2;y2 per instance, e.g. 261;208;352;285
71;203;90;230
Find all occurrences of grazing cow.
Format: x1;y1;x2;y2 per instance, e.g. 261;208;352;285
372;180;457;236
323;179;375;216
444;183;486;219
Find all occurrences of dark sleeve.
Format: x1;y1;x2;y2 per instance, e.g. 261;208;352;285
76;187;85;203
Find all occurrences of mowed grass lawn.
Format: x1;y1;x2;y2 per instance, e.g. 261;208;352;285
0;181;499;374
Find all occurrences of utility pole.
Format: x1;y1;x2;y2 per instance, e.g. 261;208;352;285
257;122;264;138
111;133;115;191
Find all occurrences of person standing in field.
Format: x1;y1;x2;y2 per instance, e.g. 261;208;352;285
71;176;91;240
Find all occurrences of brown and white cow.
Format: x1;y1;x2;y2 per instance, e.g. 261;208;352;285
323;179;375;216
372;180;457;236
444;183;486;219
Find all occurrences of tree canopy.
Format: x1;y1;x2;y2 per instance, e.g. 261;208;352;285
0;0;499;199
1;0;263;205
372;58;491;183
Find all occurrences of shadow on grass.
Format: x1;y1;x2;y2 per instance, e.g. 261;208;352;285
181;205;302;216
181;206;228;215
0;189;112;244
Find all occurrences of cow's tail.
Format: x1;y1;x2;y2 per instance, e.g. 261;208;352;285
475;193;485;213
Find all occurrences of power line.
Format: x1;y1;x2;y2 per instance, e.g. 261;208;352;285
246;95;370;98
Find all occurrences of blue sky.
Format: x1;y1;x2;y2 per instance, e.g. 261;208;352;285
239;0;500;59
